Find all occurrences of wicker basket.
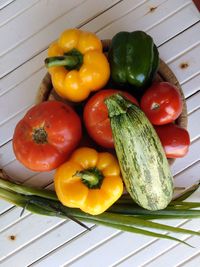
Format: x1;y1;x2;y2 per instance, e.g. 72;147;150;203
36;40;188;165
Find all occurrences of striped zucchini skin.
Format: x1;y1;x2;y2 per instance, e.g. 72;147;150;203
105;94;174;211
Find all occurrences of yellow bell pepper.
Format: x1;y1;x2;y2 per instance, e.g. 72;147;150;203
45;29;110;102
54;147;123;215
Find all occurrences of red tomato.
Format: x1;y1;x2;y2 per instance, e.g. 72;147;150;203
13;101;82;172
140;82;183;125
154;124;190;158
83;89;138;148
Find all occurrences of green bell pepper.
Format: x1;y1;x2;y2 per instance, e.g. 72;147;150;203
108;31;159;89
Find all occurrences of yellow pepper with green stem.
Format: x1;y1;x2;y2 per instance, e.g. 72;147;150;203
54;147;123;215
45;29;110;102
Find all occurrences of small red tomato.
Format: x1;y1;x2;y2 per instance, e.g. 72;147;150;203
13;101;82;172
84;89;138;148
140;82;183;125
154;123;190;158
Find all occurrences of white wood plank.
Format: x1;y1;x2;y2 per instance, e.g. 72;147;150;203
168;44;200;85
187;108;200;141
181;73;200;98
0;106;30;146
144;220;200;267
23;170;55;188
31;226;120;267
67;186;200;267
0;208;30;234
158;22;200;64
115;190;200;266
30;188;200;267
0;214;65;261
0;52;45;96
174;161;200;189
0;200;13;215
0;134;19;164
67;220;188;267
0;171;55;229
0;171;54;232
3;160;39;183
0;68;46;125
171;138;200;176
0;142;54;216
187;92;200;114
0;139;54;185
0;0;83;55
116;220;200;267
0;0;119;78
179;252;200;267
96;0;193;40
81;0;147;33
147;3;200;48
0;0;39;27
1;221;94;267
0;0;14;10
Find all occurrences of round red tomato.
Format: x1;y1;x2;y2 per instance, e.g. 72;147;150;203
13;101;82;172
154;124;190;158
140;82;183;125
83;89;138;148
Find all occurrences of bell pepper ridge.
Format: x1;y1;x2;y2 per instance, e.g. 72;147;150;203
46;28;110;102
54;147;123;215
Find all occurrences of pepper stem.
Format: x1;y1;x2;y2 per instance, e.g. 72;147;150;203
45;56;79;68
45;49;83;70
76;168;104;189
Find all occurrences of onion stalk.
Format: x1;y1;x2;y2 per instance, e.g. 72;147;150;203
0;174;200;246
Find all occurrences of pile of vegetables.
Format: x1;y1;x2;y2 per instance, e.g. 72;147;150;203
1;28;195;244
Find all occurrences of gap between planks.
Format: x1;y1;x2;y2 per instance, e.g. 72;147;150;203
0;0;195;79
0;0;40;28
0;0;15;10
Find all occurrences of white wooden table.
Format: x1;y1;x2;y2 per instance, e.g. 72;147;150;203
0;0;200;266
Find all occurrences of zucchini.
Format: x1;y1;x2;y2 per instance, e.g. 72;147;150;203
105;94;174;211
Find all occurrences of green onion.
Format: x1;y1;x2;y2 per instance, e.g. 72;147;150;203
0;174;200;246
0;173;57;201
0;187;193;245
